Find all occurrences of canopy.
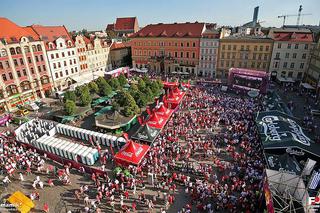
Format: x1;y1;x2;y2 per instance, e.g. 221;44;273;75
300;82;315;90
155;103;173;118
146;112;167;129
265;153;302;175
163;81;179;89
114;140;150;166
256;110;320;158
7;191;35;213
277;76;295;83
131;124;160;144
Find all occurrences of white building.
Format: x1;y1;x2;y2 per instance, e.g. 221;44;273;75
198;28;219;78
31;25;80;91
268;28;315;81
87;37;112;72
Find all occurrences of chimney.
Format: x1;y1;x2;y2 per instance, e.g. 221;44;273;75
252;6;259;28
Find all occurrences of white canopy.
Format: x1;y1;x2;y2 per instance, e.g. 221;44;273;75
277;76;295;83
300;82;315;90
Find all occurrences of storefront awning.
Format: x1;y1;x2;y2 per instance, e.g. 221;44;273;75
300;82;315;90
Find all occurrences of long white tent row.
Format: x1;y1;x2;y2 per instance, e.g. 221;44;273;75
55;123;126;147
35;134;99;166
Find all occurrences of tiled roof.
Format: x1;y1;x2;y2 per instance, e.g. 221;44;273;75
106;23;115;31
269;28;314;42
0;17;40;43
130;22;205;38
110;42;126;50
30;25;73;44
115;17;136;31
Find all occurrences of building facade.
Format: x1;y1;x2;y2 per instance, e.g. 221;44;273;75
268;28;314;81
217;36;273;80
110;42;130;68
130;22;205;76
0;18;52;112
74;35;89;73
31;25;80;91
106;17;139;37
305;38;320;95
199;29;219;77
86;37;112;72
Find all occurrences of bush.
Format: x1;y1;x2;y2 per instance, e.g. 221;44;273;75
108;78;121;90
138;78;146;91
135;91;148;108
100;82;112;96
63;91;76;102
65;100;76;115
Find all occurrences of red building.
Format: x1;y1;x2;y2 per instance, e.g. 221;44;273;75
106;17;139;37
0;18;52;112
129;22;205;76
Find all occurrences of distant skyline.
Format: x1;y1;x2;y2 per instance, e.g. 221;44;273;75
1;0;319;31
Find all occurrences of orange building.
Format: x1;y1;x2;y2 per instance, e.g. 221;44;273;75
130;22;205;76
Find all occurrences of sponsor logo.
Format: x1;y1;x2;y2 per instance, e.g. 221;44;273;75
308;197;320;211
261;116;311;146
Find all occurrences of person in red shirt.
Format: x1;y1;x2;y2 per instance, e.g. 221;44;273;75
43;203;49;213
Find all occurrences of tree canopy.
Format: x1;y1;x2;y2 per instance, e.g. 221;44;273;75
65;100;76;115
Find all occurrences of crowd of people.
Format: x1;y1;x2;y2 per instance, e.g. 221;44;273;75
0;83;267;212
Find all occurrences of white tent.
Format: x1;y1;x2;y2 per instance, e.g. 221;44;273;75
300;82;315;90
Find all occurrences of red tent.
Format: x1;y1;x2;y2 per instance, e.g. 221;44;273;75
114;140;150;166
146;112;167;129
155;103;173;118
163;81;179;89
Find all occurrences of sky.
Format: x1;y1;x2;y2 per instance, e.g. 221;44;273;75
1;0;319;31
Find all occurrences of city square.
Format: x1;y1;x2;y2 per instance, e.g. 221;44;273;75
0;1;320;213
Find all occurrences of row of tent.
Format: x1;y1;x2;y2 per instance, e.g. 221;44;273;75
35;134;99;166
55;123;126;147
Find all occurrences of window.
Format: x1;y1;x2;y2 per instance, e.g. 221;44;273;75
53;63;56;69
233;45;236;50
55;73;58;78
35;56;39;62
56;53;59;58
58;62;61;68
28;57;32;63
51;54;54;59
187;42;189;47
283;62;287;68
71;68;74;74
66;70;69;75
275;52;280;58
295;44;299;49
175;52;177;57
75;67;78;72
30;67;34;74
266;46;269;51
5;61;10;68
181;42;184;47
240;45;244;51
278;43;282;49
62;52;65;57
20;58;24;65
288;72;293;77
287;43;291;49
254;46;257;51
222;45;225;50
274;62;279;68
186;52;189;58
180;52;183;58
64;61;67;66
9;72;13;79
60;71;63;77
10;47;16;55
290;62;294;69
292;53;297;59
304;44;309;50
37;66;41;72
23;69;27;76
300;63;304;69
302;53;307;59
228;45;231;50
40;55;44;61
72;51;75;55
2;74;7;81
0;62;2;69
68;51;70;56
17;70;21;77
285;53;289;58
73;59;76;64
37;44;42;51
59;43;63;48
264;54;268;60
297;72;303;79
221;53;225;59
193;42;195;47
70;59;72;65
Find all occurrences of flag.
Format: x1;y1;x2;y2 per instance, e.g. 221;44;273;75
123;133;129;141
309;171;320;190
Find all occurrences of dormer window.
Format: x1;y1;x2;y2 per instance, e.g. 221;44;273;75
68;41;72;47
60;43;63;48
49;43;54;49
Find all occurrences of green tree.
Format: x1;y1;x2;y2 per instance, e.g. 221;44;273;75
118;74;127;87
88;81;99;94
108;78;121;90
80;87;92;106
138;78;146;91
100;82;113;96
144;87;154;102
96;76;107;88
65;100;76;115
129;84;139;97
111;101;120;112
150;81;160;97
122;92;139;116
143;75;152;87
63;91;76;102
135;91;148;108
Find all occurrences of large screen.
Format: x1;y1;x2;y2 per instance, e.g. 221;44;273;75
233;74;262;90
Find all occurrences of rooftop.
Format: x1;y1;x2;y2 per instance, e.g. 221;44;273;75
114;17;137;31
269;28;314;42
130;22;205;38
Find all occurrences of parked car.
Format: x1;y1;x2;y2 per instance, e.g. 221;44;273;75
311;109;320;116
25;102;39;111
16;109;29;116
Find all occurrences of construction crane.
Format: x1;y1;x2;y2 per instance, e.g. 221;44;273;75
277;5;311;26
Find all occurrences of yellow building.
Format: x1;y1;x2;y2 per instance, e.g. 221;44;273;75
216;36;273;80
